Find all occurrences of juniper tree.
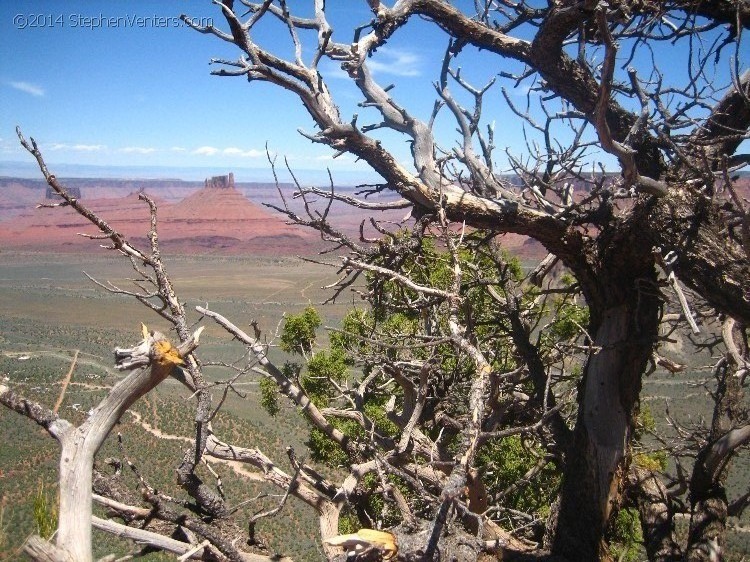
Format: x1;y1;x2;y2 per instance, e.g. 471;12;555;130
179;1;750;560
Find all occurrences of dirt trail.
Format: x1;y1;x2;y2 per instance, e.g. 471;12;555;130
126;410;263;482
127;410;193;444
53;349;79;413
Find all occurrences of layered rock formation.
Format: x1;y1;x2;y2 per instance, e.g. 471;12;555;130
205;173;234;190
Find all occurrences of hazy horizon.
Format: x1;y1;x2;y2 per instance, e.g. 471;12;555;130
0;158;382;186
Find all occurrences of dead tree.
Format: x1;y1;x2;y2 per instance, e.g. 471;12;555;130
7;136;747;560
4;131;323;561
7;128;578;561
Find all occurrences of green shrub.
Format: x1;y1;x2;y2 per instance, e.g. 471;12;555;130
280;306;321;355
609;507;644;562
476;435;560;516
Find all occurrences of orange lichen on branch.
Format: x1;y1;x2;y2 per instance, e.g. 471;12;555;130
152;339;185;368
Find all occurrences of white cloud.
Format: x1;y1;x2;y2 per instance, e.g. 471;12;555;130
9;81;45;97
49;143;105;152
193;146;219;156
170;146;187;152
320;47;422;80
73;144;105;151
120;146;157;154
0;137;22;154
367;47;422;77
223;147;264;158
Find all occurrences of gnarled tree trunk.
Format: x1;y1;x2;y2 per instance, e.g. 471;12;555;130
553;251;661;561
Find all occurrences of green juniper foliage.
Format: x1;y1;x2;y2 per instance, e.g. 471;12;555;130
610;507;644;562
259;376;280;417
280;306;321;356
268;228;595;539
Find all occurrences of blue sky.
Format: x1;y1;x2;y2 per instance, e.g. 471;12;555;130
1;2;746;183
0;1;460;182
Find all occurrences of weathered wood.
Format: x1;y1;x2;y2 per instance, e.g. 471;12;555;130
92;517;204;559
204;433;342;558
554;281;660;561
23;536;73;562
0;384;72;440
92;517;292;562
197;305;351;454
4;328;202;562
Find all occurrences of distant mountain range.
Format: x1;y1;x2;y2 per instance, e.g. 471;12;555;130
3;159;746;184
